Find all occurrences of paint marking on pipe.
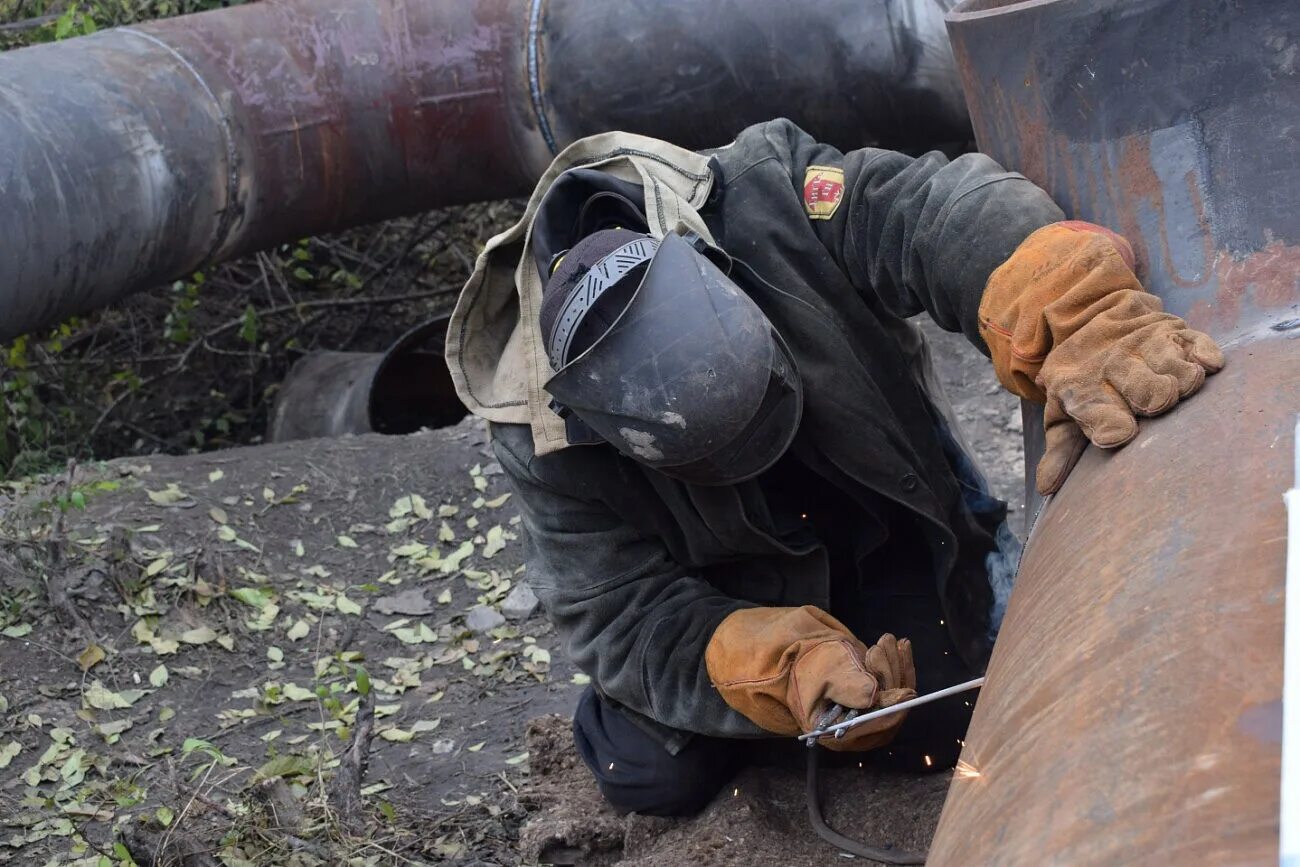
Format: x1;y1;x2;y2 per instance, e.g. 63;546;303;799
1280;413;1300;867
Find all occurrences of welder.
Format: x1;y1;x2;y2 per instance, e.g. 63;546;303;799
445;119;1224;816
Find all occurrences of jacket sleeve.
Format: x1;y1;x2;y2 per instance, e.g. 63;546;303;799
758;119;1065;353
490;423;767;738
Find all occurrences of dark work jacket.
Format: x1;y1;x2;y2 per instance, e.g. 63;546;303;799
491;120;1062;748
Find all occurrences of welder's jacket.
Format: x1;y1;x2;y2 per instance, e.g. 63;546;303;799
447;119;1062;748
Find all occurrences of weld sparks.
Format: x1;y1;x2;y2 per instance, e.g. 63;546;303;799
955;759;982;779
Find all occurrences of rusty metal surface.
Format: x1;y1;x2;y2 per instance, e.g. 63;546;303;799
0;0;534;343
933;0;1300;862
0;0;972;343
944;0;1300;344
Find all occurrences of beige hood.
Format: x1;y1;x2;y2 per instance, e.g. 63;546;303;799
445;131;716;456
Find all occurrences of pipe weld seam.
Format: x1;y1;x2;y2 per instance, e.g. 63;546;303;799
119;27;242;263
526;0;558;156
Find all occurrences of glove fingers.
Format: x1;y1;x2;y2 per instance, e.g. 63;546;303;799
869;634;901;688
1143;346;1205;399
896;637;917;692
1176;329;1226;373
1036;405;1089;495
1059;382;1137;447
1104;352;1180;416
875;687;918;708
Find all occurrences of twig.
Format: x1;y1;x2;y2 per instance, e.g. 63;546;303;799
0;13;58;32
44;459;93;640
329;690;376;837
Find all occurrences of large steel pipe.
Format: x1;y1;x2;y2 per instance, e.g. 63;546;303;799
930;0;1300;863
0;0;969;342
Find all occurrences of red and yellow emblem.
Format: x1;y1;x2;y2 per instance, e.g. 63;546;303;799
803;165;845;220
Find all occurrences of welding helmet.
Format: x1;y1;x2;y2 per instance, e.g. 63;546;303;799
539;229;802;486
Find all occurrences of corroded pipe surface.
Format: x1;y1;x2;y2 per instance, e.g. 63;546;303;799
0;0;970;342
931;0;1300;863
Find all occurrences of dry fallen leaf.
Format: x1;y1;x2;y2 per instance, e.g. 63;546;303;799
84;681;145;710
0;741;22;769
77;644;106;673
146;484;189;506
482;526;506;559
180;626;218;645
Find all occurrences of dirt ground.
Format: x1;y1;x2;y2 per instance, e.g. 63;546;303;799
0;320;1022;866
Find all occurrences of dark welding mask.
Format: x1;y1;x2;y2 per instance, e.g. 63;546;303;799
539;229;803;486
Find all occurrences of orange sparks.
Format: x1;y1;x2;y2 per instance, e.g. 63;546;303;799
955;759;982;779
923;754;933;767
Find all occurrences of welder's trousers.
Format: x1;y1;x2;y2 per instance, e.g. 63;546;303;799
572;686;749;817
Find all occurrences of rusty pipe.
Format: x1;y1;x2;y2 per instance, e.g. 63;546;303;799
0;0;970;342
930;0;1300;863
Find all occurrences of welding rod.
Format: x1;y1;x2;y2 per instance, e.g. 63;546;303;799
798;676;987;743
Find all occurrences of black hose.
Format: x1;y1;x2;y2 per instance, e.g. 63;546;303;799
805;747;927;865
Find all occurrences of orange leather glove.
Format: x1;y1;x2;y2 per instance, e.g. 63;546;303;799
704;606;916;751
979;221;1225;495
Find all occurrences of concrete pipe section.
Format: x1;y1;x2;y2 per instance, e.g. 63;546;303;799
930;0;1300;863
0;0;970;342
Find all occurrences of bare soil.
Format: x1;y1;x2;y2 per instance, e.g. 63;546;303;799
0;320;1022;866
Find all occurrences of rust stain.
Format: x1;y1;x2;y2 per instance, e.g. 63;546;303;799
1212;240;1300;325
1112;135;1162;283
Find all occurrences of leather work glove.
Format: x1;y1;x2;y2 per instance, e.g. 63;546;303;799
979;221;1225;495
704;606;917;751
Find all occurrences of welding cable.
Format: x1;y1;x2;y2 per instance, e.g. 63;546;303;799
805;747;927;864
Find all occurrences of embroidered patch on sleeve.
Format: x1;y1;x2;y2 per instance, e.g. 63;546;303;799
803;165;845;221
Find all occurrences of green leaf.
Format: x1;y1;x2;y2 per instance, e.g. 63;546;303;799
54;6;77;39
155;806;175;827
253;753;314;781
286;619;311;641
354;666;371;697
335;595;363;616
180;626;218;645
239;305;259;345
149;665;169;688
230;587;273;610
0;741;22;769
